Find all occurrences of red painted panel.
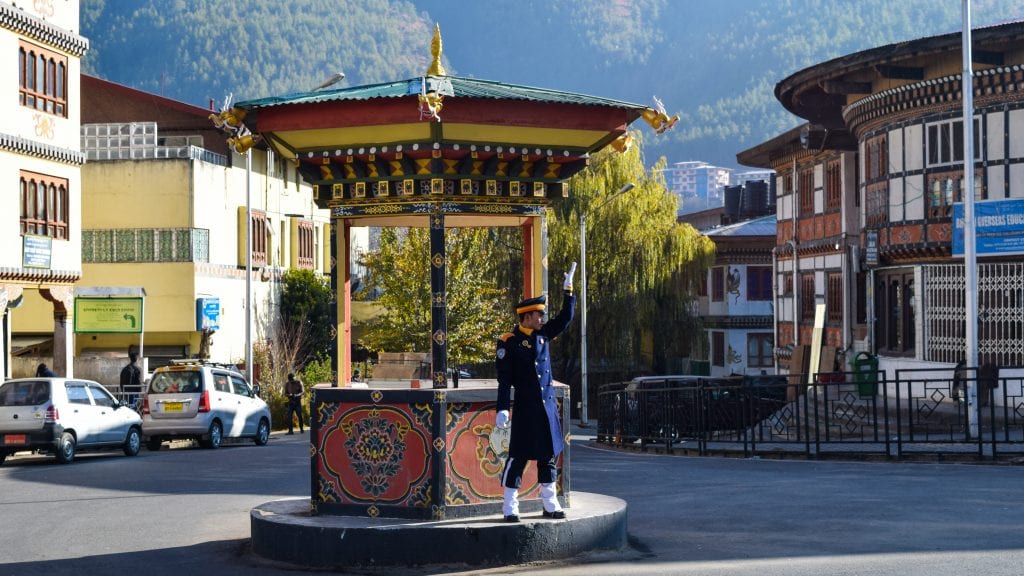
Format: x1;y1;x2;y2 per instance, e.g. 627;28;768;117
318;404;433;505
255;96;633;133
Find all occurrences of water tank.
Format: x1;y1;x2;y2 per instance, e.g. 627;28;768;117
744;180;768;215
723;185;742;216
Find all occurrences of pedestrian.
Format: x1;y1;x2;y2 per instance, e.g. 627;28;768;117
36;363;56;377
352;369;362;382
284;372;305;434
495;264;576;522
120;350;143;406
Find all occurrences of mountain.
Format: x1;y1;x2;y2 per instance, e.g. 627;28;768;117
80;0;1024;169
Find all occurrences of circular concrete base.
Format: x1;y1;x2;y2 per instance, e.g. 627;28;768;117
250;492;627;569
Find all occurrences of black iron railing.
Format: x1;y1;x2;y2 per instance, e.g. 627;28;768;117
595;368;1024;460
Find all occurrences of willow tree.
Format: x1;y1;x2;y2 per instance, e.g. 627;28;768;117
355;227;512;369
547;133;716;387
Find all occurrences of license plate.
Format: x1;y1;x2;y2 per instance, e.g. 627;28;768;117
4;434;26;445
163;402;184;413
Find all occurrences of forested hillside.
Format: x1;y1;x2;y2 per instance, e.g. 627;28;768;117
80;0;1024;168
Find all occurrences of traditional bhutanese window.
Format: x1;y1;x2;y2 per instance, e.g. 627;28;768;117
827;272;842;323
19;40;67;117
825;159;841;211
237;208;268;267
801;273;815;321
711;331;725;367
747;266;772;301
747;333;773;368
865;135;888;181
798;167;814;216
20;171;68;239
711;266;725;302
296;219;315;270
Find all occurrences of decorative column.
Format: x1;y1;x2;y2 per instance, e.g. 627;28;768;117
521;215;548;299
40;286;74;377
430;203;448;388
334;219;352;386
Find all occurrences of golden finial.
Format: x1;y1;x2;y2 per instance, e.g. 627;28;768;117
427;23;446;76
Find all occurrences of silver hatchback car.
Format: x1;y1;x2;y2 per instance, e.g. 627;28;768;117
0;377;143;465
141;360;271;450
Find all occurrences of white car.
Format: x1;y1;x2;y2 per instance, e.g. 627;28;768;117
141;360;271;450
0;377;143;465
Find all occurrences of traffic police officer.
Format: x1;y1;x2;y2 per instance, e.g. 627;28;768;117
495;265;576;522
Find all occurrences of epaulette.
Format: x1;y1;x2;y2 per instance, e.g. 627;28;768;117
498;332;514;342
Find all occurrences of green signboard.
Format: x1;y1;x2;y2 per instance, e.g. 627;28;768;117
74;297;144;333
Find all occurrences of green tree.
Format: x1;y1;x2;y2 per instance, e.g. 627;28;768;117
548;132;715;386
279;268;335;368
356;227;509;366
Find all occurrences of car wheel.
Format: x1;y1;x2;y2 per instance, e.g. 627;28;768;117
254;418;270;446
146;437;163;451
200;420;222;449
123;427;142;456
55;432;76;464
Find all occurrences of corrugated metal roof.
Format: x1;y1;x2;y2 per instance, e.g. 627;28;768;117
702;214;777;237
237;75;646;111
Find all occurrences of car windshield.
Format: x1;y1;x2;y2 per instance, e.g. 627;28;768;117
149;371;201;394
0;380;50;406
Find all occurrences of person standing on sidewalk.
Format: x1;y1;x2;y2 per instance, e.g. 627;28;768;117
495;264;576;522
120;351;143;407
284;372;305;434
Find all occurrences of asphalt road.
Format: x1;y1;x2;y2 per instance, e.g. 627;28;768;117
2;428;1024;576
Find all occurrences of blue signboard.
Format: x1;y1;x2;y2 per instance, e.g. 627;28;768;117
196;297;221;331
23;235;51;269
952;198;1024;257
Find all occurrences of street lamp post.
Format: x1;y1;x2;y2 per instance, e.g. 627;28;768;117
579;182;635;427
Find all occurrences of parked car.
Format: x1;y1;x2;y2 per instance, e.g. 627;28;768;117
142;360;271;450
619;374;788;442
0;377;143;465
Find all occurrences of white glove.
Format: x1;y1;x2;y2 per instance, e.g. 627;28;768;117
563;261;577;291
496;410;510;429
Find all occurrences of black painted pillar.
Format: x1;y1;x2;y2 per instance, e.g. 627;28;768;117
430;203;448;388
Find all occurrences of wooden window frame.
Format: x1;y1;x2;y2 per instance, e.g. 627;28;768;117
746;266;772;301
20;170;68;239
711;266;725;302
800;273;815;321
19;40;67;117
827;272;842;323
297;219;315;270
747;333;774;368
825;159;841;211
798;167;814;216
711;331;725;367
250;210;268;267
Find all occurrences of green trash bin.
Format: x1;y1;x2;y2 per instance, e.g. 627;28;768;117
853;352;878;397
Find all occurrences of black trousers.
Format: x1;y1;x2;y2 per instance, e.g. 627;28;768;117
285;400;303;431
501;454;557;489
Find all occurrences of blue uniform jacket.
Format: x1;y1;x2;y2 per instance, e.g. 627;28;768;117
496;292;575;459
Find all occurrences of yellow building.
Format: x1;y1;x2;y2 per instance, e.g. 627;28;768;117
0;1;88;379
12;74;333;386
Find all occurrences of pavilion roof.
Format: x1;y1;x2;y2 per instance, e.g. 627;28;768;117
237;75;646;112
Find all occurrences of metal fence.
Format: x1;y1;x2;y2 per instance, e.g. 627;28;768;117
595;368;1024;460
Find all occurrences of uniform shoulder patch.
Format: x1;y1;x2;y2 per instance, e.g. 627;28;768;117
498;332;514;342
